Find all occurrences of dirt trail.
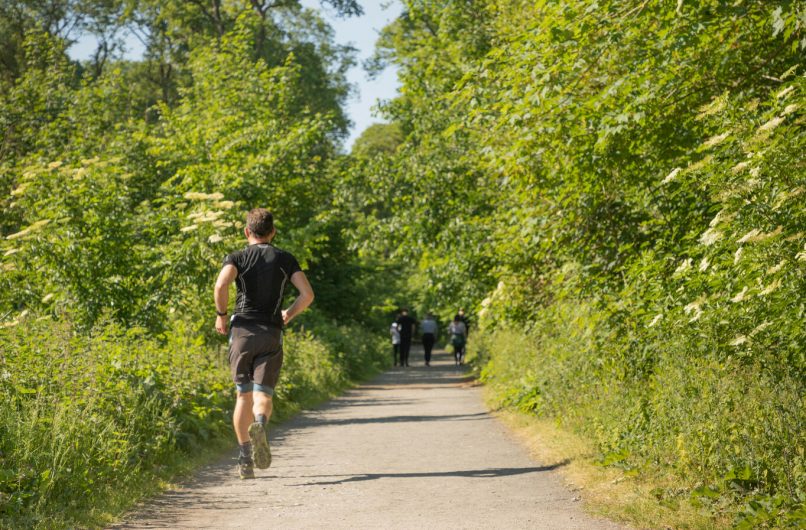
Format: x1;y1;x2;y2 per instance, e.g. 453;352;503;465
113;349;625;529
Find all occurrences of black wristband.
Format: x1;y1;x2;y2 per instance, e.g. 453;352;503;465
216;310;227;316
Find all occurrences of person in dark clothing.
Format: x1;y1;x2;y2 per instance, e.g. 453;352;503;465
449;315;467;365
395;308;417;367
214;208;314;480
457;308;471;338
420;313;438;366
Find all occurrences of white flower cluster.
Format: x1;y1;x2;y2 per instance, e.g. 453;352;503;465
5;220;51;240
184;191;224;201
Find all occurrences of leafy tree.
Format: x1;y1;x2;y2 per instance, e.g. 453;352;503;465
351;122;403;157
357;0;806;522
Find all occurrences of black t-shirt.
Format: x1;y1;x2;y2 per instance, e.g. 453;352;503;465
396;315;417;339
223;244;302;328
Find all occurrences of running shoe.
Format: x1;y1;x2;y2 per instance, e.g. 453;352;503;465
238;460;255;479
249;422;272;469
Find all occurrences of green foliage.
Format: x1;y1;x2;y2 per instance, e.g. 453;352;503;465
0;3;391;528
0;314;387;529
351;122;404;158
0;316;231;528
365;0;806;526
0;19;373;331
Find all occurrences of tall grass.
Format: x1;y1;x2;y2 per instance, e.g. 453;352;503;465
473;300;806;528
0;314;387;529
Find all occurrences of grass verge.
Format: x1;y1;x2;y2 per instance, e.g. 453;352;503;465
489;397;733;529
0;315;388;529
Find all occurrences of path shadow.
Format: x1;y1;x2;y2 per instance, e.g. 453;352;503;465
288;462;570;486
330;398;419;407
108;488;242;529
287;411;489;428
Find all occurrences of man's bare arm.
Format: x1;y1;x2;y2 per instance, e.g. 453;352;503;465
282;271;314;325
214;264;238;334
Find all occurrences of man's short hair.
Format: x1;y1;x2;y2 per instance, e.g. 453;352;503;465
246;208;274;237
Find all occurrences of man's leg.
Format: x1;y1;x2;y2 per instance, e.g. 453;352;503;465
423;335;434;365
248;387;273;469
233;391;254;443
249;333;283;470
422;336;428;364
229;323;258;479
253;389;273;423
233;390;256;479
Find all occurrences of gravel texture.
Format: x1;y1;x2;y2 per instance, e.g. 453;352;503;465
112;348;625;529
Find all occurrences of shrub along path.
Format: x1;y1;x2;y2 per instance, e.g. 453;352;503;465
112;348;624;529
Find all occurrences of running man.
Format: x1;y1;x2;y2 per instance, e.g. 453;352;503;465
214;208;314;479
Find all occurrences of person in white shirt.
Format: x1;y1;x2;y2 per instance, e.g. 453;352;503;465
420;313;438;366
390;320;401;366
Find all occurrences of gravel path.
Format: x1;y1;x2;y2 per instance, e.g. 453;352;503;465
113;349;624;529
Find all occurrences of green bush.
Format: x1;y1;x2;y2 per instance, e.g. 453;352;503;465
0;313;386;529
0;316;229;528
475;305;806;528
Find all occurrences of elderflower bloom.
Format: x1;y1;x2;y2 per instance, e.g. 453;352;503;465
731;287;749;303
776;86;795;99
730;335;748;346
767;261;786;275
731;161;749;173
759;279;782;296
703;132;730;148
699;228;722;246
758;116;785;133
738;226;783;244
707;209;735;229
662;167;681;184
699;257;710;272
737;229;761;244
184;192;225;201
751;321;772;336
6;220;50;240
674;258;693;275
684;298;705;322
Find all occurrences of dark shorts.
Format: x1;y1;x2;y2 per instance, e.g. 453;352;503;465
228;321;283;395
